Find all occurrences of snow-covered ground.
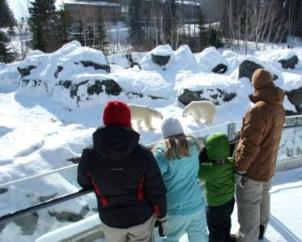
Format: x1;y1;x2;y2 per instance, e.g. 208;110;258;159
0;41;302;241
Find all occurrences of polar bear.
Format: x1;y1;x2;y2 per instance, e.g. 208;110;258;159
182;101;216;125
129;104;163;131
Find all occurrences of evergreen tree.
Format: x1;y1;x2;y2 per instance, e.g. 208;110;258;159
0;0;16;28
199;13;223;51
55;9;71;48
128;0;145;49
94;12;106;50
29;0;57;52
0;31;15;63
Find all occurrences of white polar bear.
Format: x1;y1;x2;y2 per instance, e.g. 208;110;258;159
129;104;163;131
182;101;216;125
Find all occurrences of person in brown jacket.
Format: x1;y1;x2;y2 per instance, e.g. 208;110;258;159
234;69;285;242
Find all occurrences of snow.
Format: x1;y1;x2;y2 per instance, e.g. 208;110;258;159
0;41;302;241
195;47;229;72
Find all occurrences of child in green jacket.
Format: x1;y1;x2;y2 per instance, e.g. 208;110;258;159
199;132;235;242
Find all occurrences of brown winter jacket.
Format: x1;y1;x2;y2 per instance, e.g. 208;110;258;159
235;82;285;181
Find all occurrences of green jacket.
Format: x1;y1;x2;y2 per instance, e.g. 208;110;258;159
199;132;235;207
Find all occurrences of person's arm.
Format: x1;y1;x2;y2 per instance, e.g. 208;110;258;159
199;162;212;181
198;147;213;181
77;148;93;189
144;149;167;219
236;107;266;172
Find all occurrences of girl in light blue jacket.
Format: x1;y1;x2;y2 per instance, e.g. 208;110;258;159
153;118;208;242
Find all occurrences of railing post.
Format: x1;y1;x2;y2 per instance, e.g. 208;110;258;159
227;122;236;140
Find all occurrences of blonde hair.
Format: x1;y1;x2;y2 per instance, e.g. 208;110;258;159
163;134;196;160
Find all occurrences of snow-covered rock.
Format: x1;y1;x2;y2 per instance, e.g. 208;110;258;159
176;73;238;106
174;45;199;71
195;47;229;73
140;45;175;70
0;63;20;92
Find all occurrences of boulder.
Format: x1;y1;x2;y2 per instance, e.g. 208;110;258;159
54;66;63;78
38;193;57;202
239;60;278;81
57;78;122;105
48;206;89;223
178;88;236;106
278;55;299;69
151;54;170;66
195;47;229;72
89;79;122;96
48;211;84;223
125;54;141;69
212;64;228;74
0;188;8;194
79;60;110;73
239;60;263;80
286;87;302;113
125;91;166;100
17;65;37;78
13;212;39;235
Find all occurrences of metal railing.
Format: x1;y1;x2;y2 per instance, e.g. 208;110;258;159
1;115;302;226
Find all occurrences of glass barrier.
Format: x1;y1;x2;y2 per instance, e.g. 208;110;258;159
1;119;302;241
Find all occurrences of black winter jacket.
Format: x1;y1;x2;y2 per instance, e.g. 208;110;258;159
77;125;167;228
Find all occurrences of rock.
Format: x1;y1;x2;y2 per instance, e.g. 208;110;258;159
13;212;39;235
67;156;81;163
21;79;46;89
79;60;110;73
151;54;170;66
286;87;302;113
195;47;228;72
70;80;89;104
58;80;72;89
178;89;203;106
239;60;263;80
278;55;299;69
285;110;298;116
239;60;278;81
126;92;143;98
0;188;8;194
49;211;84;222
38;193;57;202
54;66;63;78
48;206;89;223
125;54;141;69
148;95;166;100
0;223;5;233
57;79;122;105
212;64;227;74
125;91;166;100
17;65;37;78
178;88;236;106
100;79;122;96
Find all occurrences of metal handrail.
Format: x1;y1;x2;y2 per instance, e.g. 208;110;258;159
0;164;77;188
0;121;237;189
0;188;92;225
1;119;302;225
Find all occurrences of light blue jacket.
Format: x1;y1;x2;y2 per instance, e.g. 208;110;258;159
153;139;206;216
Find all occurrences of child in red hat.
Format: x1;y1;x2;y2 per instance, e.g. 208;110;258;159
77;100;167;242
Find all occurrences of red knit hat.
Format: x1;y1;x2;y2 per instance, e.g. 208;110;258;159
103;100;131;127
